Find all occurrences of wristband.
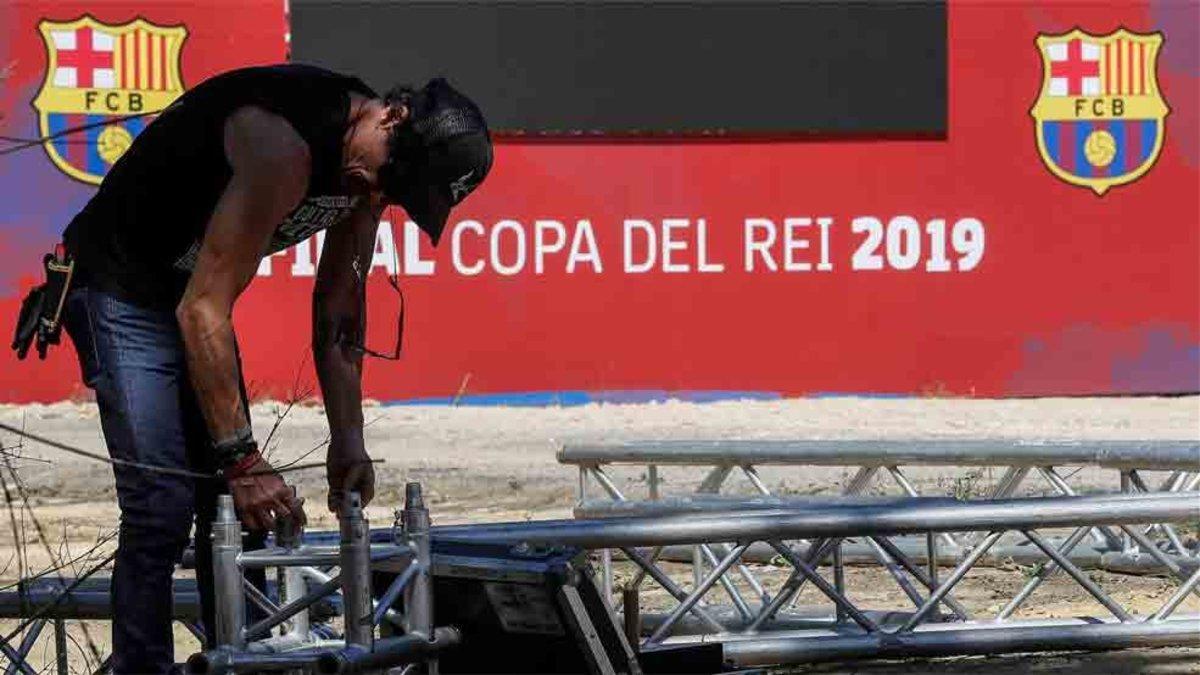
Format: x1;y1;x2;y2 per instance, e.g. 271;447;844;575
214;425;258;468
223;449;262;480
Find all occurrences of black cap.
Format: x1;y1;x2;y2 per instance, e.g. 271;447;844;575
383;78;492;245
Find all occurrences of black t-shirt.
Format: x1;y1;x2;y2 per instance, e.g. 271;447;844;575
63;64;377;308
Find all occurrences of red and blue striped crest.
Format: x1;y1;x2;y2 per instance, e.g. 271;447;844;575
1030;29;1168;195
33;16;188;185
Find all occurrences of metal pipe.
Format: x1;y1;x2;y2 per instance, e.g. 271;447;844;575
843;467;878;495
990;466;1030;499
1128;470;1192;556
698;544;753;621
315;628;461;675
186;647;327;675
1021;529;1132;622
646;543;749;644
434;493;1199;549
372;562;419;628
575;488;1186;519
575;494;957;519
559;439;1200;471
1184;472;1200;492
746;568;802;633
627;546;663;589
243;579;282;618
296;565;406;630
863;536;926;610
340;491;373;648
1037;467;1124;549
885;466;957;549
623;586;640;646
619;547;725;633
870;536;970;620
401;482;434;643
755;538;840;629
602;548;614;605
768;540;879;633
1150;567;1200;622
274;514;309;642
996;525;1091;621
53;619;66;675
0;642;36;675
2;619;44;675
742;466;771;495
213;494;245;648
620;537;1182;574
833;542;846;625
898;531;1004;632
1118;525;1200;599
244;575;342;642
719;617;1200;667
591;467;626;501
237;545;408;568
926;531;939;612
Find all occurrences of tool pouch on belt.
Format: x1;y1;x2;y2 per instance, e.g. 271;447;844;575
11;246;74;360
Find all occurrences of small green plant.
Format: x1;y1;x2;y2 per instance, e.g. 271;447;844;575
944;469;987;501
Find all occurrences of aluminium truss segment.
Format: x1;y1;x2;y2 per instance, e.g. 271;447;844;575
561;439;1200;586
433;490;1200;667
2;481;1197;671
553;439;1200;667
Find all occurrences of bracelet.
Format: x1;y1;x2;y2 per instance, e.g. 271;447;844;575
223;449;262;480
214;425;257;468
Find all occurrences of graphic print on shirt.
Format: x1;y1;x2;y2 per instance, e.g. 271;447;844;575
172;194;360;271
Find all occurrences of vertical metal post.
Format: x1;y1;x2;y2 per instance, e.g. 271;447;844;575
926;531;939;615
53;619;67;675
601;548;614;605
402;482;437;674
692;545;705;591
213;494;246;648
648;464;659;501
341;491;374;648
833;541;846;625
622;586;641;646
1120;471;1135;554
275;508;309;641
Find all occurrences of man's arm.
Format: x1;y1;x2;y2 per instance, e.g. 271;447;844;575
313;197;383;513
176;105;310;529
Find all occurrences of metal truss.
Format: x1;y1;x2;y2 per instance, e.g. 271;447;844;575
437;488;1200;668
562;439;1200;586
0;485;454;675
554;439;1200;666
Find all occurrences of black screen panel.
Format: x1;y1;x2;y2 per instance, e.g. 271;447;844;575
291;1;946;136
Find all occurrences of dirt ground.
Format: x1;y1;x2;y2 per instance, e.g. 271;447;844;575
0;395;1197;673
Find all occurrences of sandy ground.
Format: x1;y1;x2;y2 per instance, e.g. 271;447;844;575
0;395;1197;673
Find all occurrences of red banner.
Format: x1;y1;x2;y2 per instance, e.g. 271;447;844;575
1;1;1197;402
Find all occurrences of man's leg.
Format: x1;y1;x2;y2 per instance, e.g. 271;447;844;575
62;287;199;674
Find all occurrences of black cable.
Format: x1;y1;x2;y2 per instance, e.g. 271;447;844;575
0;136;94;145
0;112;156;158
0;420;380;479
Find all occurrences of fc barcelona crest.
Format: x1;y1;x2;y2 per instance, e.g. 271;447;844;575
1030;29;1168;195
33;16;187;185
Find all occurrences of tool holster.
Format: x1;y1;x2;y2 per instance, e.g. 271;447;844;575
11;246;74;360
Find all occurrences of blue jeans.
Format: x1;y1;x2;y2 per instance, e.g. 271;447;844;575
62;286;264;673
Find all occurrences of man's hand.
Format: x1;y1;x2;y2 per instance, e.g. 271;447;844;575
227;452;308;531
327;447;375;513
